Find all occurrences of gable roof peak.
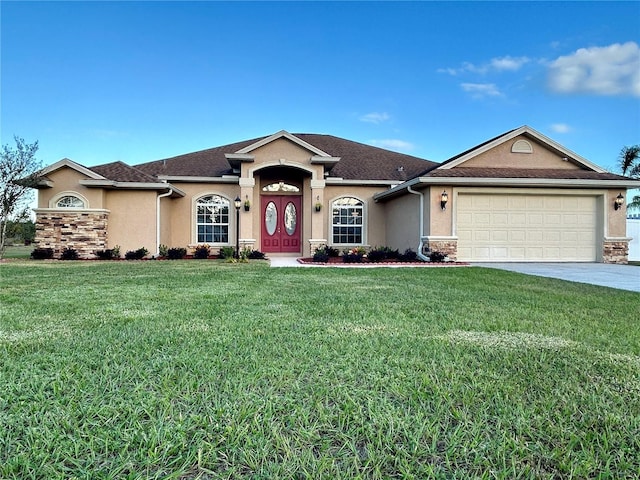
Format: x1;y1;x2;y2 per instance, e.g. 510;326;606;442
235;130;332;157
38;157;106;180
437;125;605;173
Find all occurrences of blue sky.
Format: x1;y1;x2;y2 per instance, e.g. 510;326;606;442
2;1;639;174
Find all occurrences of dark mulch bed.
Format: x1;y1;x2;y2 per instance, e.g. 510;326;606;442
298;257;469;266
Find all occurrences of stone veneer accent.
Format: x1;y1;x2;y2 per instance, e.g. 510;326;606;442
35;211;108;259
424;238;458;261
603;239;629;264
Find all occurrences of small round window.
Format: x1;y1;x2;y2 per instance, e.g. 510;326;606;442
56;195;85;208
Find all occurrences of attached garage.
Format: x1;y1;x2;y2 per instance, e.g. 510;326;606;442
456;193;599;262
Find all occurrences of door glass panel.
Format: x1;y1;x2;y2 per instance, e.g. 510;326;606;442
284;202;297;236
265;201;277;235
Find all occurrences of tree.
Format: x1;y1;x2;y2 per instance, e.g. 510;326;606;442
619;145;640;212
0;137;42;258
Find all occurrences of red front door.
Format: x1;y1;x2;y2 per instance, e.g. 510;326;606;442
261;195;302;253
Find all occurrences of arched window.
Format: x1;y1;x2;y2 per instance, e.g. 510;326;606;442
56;195;85;208
196;195;230;244
262;182;300;192
331;197;364;245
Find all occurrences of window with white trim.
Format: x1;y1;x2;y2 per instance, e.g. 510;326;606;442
196;195;230;243
56;195;85;208
332;197;364;245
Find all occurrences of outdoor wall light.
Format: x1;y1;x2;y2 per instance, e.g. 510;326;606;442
440;190;449;210
614;193;625;210
234;196;241;258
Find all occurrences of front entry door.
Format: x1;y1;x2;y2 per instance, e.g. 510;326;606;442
261;195;302;253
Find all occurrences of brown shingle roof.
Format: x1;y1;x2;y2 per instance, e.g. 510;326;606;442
134;138;261;178
131;134;437;181
90;161;159;183
425;168;629;181
295;134;436;181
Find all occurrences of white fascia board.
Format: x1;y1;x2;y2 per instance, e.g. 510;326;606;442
310;155;341;164
236;130;331;157
325;178;402;186
224;153;255;162
39;158;106;179
374;175;640;202
35;179;55;188
156;175;239;183
373;178;422;201
79;179;186;196
421;177;640;188
439;125;605;173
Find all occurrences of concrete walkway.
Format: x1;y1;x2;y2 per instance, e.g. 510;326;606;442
269;256;308;267
269;256;639;292
473;263;640;293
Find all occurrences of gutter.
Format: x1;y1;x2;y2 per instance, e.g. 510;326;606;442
156;188;173;256
406;186;429;262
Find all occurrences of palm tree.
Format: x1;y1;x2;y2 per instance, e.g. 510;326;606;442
619;145;640;211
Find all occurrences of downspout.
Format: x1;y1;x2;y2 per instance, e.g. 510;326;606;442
156;188;173;257
407;186;430;261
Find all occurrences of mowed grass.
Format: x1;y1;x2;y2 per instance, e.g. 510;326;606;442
1;260;639;479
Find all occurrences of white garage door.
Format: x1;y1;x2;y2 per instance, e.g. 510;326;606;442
457;194;597;262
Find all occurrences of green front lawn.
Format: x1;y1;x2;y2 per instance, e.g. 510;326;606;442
1;260;639;479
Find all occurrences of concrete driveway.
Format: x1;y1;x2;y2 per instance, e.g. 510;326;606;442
473;263;640;292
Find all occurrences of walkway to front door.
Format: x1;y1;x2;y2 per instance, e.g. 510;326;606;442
261;195;301;253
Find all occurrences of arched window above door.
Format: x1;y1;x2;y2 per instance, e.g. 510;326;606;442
262;182;300;193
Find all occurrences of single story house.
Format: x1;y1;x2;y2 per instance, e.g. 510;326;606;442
30;125;639;263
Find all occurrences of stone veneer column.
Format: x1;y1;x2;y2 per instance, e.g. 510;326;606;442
602;238;630;264
424;236;458;261
34;210;109;259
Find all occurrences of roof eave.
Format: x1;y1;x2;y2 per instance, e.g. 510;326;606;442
156;175;239;183
374;176;640;202
79;179;186;197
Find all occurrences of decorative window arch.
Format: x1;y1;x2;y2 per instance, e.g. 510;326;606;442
262;182;300;193
331;196;365;245
51;192;88;209
195;194;230;244
511;139;533;154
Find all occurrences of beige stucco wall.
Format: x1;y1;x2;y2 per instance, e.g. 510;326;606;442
162;183;240;251
38;167;106;209
608;188;629;237
105;190;157;254
324;185;389;250
461;135;581;170
245;138;321;168
429;186;454;236
383;192;422;252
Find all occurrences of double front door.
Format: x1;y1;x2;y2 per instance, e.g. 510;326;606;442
261;195;301;253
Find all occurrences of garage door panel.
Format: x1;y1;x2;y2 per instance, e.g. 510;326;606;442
492;230;509;242
457;194;597;262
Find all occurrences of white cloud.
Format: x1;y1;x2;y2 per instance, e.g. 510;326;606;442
359;112;391;124
490;56;530;71
438;56;530;76
460;83;502;99
550;123;572;134
547;42;640;97
370;139;415;152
